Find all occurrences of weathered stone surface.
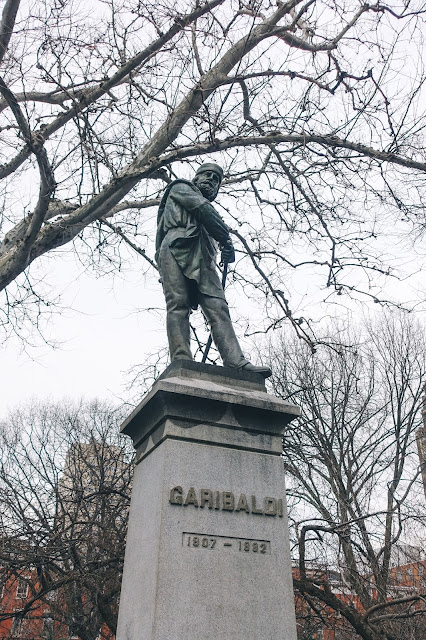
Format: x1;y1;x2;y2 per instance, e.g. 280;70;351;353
116;361;299;640
121;360;300;462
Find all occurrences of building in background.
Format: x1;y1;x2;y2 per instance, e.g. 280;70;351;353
293;551;426;640
417;399;426;500
0;440;131;640
0;565;61;640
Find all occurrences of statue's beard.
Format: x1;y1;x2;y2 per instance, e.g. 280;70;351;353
196;181;218;201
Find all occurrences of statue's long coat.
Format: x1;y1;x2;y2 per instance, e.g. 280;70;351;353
155;180;231;308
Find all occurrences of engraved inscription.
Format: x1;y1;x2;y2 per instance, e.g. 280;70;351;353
170;487;284;518
238;540;268;553
222;491;234;511
182;533;271;555
169;486;183;504
200;489;213;509
185;534;217;549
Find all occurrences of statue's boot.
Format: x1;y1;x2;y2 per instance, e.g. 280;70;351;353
239;362;272;378
199;293;272;378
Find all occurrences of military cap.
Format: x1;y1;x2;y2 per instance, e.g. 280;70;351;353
195;163;224;182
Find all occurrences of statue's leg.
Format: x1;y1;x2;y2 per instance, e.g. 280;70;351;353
199;294;249;368
158;245;192;361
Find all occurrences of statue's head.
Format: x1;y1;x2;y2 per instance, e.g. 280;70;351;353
193;163;223;201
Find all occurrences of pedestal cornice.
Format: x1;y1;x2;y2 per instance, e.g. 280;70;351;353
121;360;300;462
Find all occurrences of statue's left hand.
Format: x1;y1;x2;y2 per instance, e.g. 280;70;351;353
220;239;235;264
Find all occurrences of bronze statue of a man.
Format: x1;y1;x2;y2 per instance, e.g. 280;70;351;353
155;162;271;377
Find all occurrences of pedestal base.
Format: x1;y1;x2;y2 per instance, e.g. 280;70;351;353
116;361;300;640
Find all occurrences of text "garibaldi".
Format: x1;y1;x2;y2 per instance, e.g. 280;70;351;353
169;486;283;517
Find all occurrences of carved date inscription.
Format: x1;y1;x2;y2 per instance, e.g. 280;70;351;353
182;533;271;555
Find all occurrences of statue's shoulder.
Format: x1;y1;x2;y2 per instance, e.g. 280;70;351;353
158;179;198;216
163;179;197;197
168;179;195;190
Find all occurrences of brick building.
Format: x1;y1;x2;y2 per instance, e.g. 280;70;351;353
293;554;426;640
0;440;130;640
0;567;62;640
2;555;424;640
417;398;426;500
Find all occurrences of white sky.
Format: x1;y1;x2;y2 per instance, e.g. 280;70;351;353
0;253;167;418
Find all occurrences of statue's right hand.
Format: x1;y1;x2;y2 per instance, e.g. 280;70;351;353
220;239;235;264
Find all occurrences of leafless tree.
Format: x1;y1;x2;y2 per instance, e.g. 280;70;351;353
0;399;132;640
1;314;426;639
268;312;426;640
1;0;426;347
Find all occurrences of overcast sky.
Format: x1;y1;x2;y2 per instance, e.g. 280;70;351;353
0;251;167;419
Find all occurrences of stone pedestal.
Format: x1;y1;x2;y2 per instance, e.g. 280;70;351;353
116;361;300;640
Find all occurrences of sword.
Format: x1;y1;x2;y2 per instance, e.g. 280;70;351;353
201;260;228;363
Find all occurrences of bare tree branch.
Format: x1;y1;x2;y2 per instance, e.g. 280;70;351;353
0;0;20;63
